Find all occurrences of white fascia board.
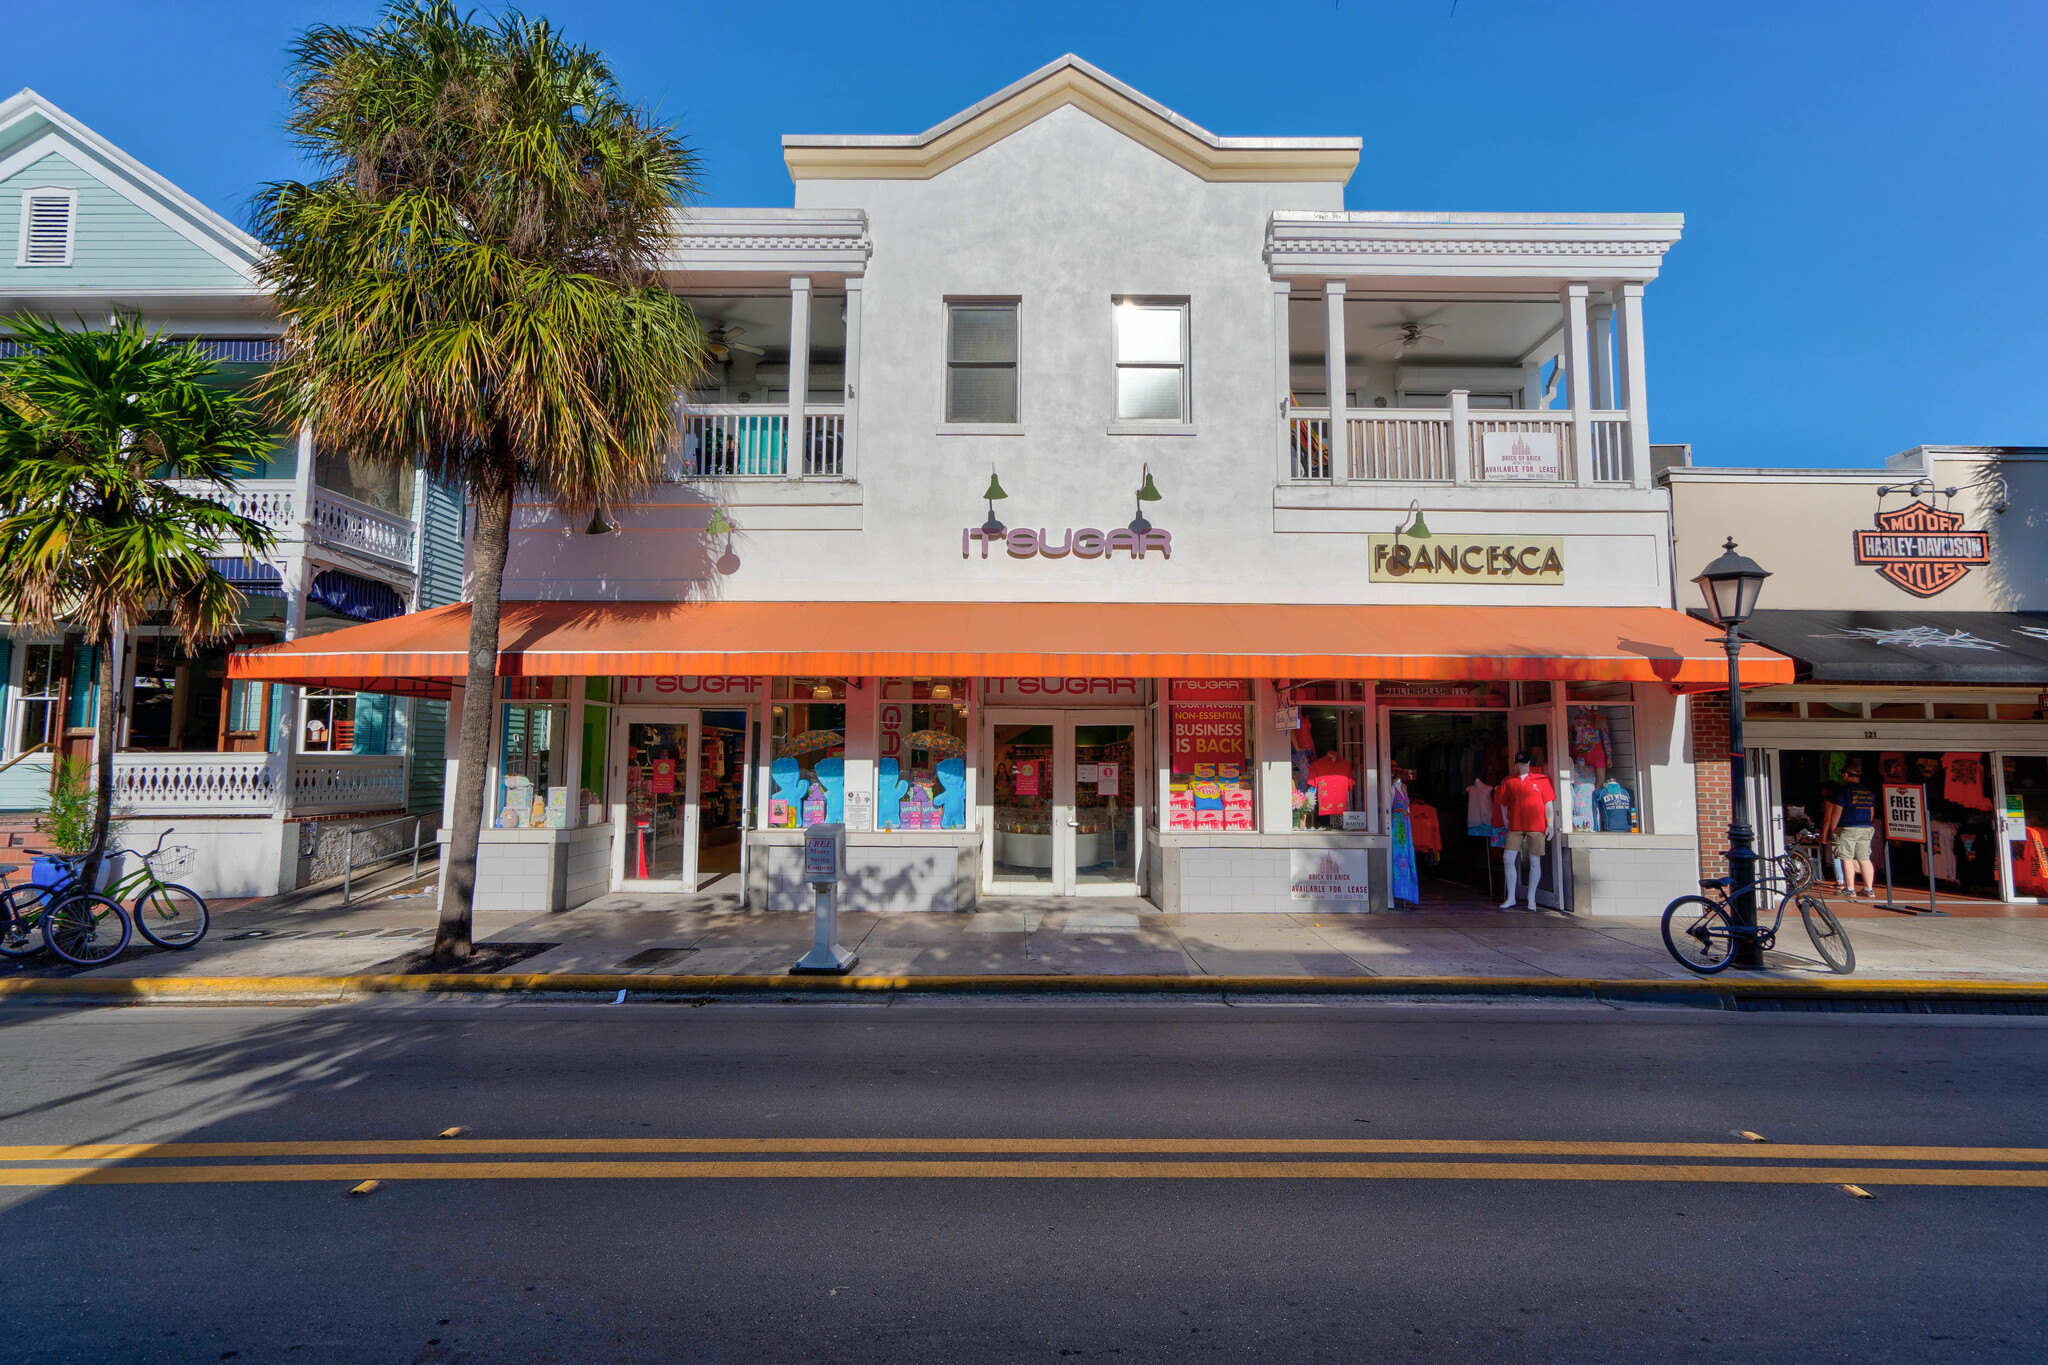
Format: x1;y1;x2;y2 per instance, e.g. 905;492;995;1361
780;55;1359;155
0;91;265;277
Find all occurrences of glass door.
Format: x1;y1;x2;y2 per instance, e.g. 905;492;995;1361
2000;755;2048;901
613;708;699;890
1072;710;1142;895
988;711;1059;891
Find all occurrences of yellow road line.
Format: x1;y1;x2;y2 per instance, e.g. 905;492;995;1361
1;1159;2046;1187
4;1138;2045;1162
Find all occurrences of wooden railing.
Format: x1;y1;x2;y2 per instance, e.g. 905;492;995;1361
676;407;788;478
309;488;418;568
1285;405;1635;485
803;407;846;477
1349;413;1453;482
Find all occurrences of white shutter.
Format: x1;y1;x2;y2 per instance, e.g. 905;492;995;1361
19;192;75;267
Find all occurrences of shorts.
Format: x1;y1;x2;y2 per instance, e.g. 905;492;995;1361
1832;825;1874;862
1502;829;1548;856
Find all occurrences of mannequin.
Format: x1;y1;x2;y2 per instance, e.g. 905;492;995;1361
1492;750;1557;910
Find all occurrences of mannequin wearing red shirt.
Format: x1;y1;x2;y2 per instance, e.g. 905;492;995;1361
1492;751;1556;910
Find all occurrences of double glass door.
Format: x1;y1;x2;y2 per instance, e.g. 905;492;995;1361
986;709;1143;896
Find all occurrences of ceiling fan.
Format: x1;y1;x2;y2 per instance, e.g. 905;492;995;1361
1368;321;1447;354
705;324;765;362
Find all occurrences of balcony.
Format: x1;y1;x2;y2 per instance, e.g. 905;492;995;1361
669;404;847;480
110;752;407;818
165;478;418;571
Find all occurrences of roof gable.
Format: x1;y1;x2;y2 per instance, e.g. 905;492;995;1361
0;88;262;294
783;56;1359;185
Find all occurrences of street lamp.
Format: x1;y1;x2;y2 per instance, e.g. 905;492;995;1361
1693;537;1771;969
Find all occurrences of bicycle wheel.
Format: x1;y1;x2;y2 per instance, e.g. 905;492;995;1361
132;882;208;950
0;884;52;958
1798;894;1856;975
1662;895;1737;974
42;893;131;967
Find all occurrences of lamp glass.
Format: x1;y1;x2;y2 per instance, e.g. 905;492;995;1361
1692;538;1771;627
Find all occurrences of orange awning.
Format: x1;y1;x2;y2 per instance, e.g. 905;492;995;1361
227;601;1794;697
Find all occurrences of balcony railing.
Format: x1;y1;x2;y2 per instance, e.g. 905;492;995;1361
803;407;846;477
165;478;297;536
676;407;787;478
1284;407;1635;485
110;751;407;818
309;488;418;568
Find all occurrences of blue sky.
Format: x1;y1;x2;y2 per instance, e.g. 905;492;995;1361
7;1;2043;466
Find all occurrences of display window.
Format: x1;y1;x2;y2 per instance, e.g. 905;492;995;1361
1166;681;1254;832
578;701;609;827
769;678;846;828
498;701;566;828
2003;756;2048;898
877;677;969;830
1287;703;1369;830
301;687;356;752
1566;703;1641;833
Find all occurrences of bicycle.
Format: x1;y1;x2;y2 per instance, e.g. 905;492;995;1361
103;829;209;950
0;851;133;967
1661;860;1855;975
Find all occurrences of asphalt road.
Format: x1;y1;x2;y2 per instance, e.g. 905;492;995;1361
1;996;2044;1364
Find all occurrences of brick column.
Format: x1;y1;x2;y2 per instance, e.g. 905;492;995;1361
1690;690;1731;877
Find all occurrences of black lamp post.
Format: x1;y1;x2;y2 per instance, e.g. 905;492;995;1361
1693;537;1772;969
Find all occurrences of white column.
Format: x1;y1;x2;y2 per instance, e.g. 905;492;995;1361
786;276;812;480
270;554;310;822
1521;362;1545;411
1449;388;1473;483
1563;283;1593;487
1588;298;1615;410
840;277;862;483
1615;282;1651;489
292;423;316;537
1323;280;1348;485
1272;280;1294;482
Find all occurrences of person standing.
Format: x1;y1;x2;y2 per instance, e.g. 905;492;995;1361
1492;751;1556;910
1824;762;1879;898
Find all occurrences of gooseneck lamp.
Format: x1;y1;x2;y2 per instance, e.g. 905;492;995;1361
1129;464;1162;534
981;467;1008;536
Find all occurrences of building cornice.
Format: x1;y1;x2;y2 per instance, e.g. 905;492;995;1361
1267;211;1683;280
782;56;1359;184
661;208;871;276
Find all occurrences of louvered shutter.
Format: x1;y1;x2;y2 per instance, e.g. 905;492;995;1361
20;193;74;266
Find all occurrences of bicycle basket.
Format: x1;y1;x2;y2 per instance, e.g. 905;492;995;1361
147;846;196;876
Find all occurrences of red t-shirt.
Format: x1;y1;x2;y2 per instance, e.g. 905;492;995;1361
1494;773;1556;832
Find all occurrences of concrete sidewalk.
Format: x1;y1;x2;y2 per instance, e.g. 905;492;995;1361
19;861;2048;985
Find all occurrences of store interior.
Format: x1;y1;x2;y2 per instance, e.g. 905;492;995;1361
697;709;748;881
1776;749;2002;901
1387;711;1511;902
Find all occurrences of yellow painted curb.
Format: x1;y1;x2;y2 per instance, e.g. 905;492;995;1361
1;972;2045;1003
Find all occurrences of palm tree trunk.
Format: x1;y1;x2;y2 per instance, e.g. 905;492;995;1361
435;458;515;961
82;630;118;892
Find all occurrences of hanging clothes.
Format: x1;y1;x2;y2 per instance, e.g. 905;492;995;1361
1465;778;1495;836
1409;801;1442;858
1390;783;1420;906
1943;752;1993;810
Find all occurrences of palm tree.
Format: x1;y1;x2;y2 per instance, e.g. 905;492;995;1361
253;1;707;960
0;316;279;888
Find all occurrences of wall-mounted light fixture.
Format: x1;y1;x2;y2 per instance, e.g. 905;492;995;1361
1398;499;1432;539
981;466;1008;536
1129;463;1162;534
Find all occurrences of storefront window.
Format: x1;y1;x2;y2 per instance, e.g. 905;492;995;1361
1871;702;1928;720
579;701;610;826
1566;704;1640;833
504;678;568;701
301;688;355;752
15;643;60;754
1743;699;1800;719
1516;681;1553;707
1779;750;2000;899
126;635;183;750
1166;681;1254;832
1287;704;1368;830
769;679;846;827
2003;756;2048;899
498;702;566;827
877;677;969;830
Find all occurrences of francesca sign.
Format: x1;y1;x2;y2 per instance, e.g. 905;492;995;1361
1367;535;1565;584
964;526;1172;559
1854;501;1990;598
1481;431;1562;481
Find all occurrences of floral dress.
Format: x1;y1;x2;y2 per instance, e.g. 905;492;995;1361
1390;783;1420;906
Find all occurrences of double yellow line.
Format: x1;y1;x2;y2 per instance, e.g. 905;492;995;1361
3;1137;2047;1188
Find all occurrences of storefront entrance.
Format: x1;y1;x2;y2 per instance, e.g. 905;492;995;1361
1386;710;1510;900
985;708;1143;896
613;708;699;890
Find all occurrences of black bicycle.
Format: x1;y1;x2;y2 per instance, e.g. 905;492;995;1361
0;852;133;967
1661;853;1854;975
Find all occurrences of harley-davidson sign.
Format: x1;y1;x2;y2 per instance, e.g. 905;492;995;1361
1853;501;1990;598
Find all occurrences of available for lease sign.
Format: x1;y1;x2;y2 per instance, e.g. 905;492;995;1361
1290;848;1370;902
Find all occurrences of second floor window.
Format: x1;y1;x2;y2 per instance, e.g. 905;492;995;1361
302;688;356;753
945;302;1018;423
1114;299;1188;422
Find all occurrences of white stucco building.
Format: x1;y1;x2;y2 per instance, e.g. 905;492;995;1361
244;58;1791;915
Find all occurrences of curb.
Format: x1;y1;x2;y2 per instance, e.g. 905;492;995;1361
3;973;2047;1007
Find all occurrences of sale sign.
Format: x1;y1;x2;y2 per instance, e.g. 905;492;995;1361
1171;705;1247;773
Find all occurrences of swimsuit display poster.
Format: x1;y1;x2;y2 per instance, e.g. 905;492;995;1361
1015;760;1040;796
